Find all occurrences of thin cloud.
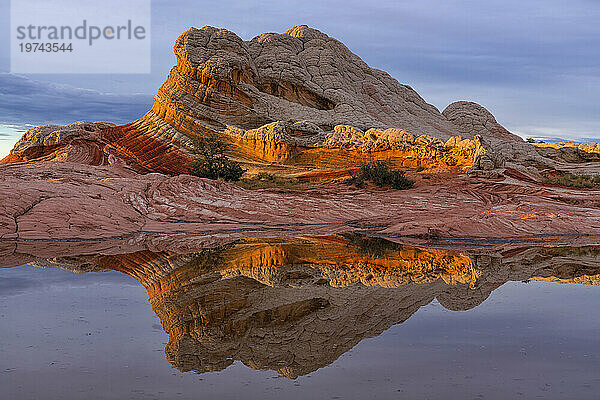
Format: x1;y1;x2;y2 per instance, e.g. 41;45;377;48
0;74;153;125
0;0;599;141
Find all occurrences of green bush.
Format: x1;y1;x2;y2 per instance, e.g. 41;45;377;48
188;136;245;181
350;160;414;190
543;173;600;189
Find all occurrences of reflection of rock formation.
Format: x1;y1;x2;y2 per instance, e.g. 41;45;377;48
21;235;600;379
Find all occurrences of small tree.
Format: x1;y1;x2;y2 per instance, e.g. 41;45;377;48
189;136;245;181
350;160;414;190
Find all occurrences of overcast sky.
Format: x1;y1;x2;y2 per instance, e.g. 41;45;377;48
1;0;599;157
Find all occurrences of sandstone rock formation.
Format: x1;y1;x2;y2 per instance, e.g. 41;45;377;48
536;141;600;155
5;235;600;378
1;120;192;175
1;25;599;245
534;141;600;167
442;101;522;143
3;25;598;181
3;24;572;178
161;25;458;136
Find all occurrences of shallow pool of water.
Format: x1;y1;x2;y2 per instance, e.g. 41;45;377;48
1;238;599;399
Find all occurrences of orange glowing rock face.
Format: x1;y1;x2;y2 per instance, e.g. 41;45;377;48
0;120;193;175
5;25;531;178
101;122;192;175
0;153;25;164
535;141;600;156
223;137;476;176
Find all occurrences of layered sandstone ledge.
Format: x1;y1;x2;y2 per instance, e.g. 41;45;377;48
534;141;600;164
535;141;600;154
2;161;600;244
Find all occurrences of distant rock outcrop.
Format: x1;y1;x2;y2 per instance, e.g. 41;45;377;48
0;120;192;175
443;101;522;143
535;141;600;164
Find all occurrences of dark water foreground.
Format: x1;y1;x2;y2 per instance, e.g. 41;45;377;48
1;235;600;399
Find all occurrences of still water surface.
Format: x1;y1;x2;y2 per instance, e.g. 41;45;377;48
1;236;599;399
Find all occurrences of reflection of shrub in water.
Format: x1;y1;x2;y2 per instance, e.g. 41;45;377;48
238;172;304;190
342;233;404;258
544;245;600;258
185;242;237;271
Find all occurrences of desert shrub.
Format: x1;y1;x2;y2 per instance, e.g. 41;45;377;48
525;138;546;144
343;233;404;257
350;160;414;190
542;173;600;189
189;136;245;181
